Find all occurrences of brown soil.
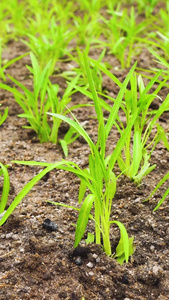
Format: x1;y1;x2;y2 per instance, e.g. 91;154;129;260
0;37;169;300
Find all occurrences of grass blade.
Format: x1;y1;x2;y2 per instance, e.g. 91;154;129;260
74;194;95;248
0;163;10;214
105;62;137;138
47;113;95;153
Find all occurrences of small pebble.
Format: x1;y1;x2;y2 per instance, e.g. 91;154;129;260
152;265;163;275
96;257;101;263
86;262;94;268
150;245;155;251
19;248;25;253
6;233;13;239
75;257;82;266
42;219;58;231
12;234;19;241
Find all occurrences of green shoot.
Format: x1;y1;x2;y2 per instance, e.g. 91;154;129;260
0;163;10;215
13;54;137;262
144;172;169;211
86;57;169;184
0;40;29;81
0;161;73;226
0;52;83;155
0;105;8;126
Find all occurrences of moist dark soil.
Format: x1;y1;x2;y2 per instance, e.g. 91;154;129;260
0;32;169;300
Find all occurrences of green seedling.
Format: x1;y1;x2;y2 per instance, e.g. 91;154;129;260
82;57;169;184
0;161;68;226
148;47;169;75
116;73;169;184
0;105;8;126
71;13;101;46
22;17;75;70
79;0;103;16
136;0;158;16
0;163;10;217
85;232;95;244
62;46;106;93
160;7;169;37
0;0;26;43
101;7;148;68
144;172;169;211
0;41;29;81
10;55;138;262
0;52;84;156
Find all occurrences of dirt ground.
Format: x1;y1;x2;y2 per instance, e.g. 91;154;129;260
0;32;169;300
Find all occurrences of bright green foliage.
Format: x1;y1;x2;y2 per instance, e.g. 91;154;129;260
83;57;169;184
85;232;95;244
144;172;169;211
117;73;169;184
72;14;101;46
0;40;29;81
0;0;169;263
135;0;158;16
0;0;166;71
101;6;149;68
22;19;75;70
62;47;106;93
0;161;70;226
47;54;137;259
112;222;135;265
0;52;82;155
0;163;10;215
0;105;8;126
10;54;137;262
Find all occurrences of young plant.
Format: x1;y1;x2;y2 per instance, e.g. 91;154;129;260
0;40;29;81
0;161;66;225
136;0;158;16
82;57;169;184
0;52;82;156
12;54;138;263
62;46;106;93
22;17;75;70
0;163;10;219
116;73;169;184
71;13;101;46
101;6;148;68
0;105;8;126
144;172;169;211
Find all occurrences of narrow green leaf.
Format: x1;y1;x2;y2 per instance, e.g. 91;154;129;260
116;236;135;265
108;109;138;170
47;113;95;153
3;52;29;70
78;178;87;204
145;172;169;203
111;220;130;263
47;201;80;211
85;232;95;244
154;188;169;211
131;130;142;177
59;139;68;157
0;107;8;126
83;52;102;122
88;57;122;88
105;62;137;138
74;194;95;248
106;170;116;201
0;162;69;226
0;163;10;214
117;155;127;173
